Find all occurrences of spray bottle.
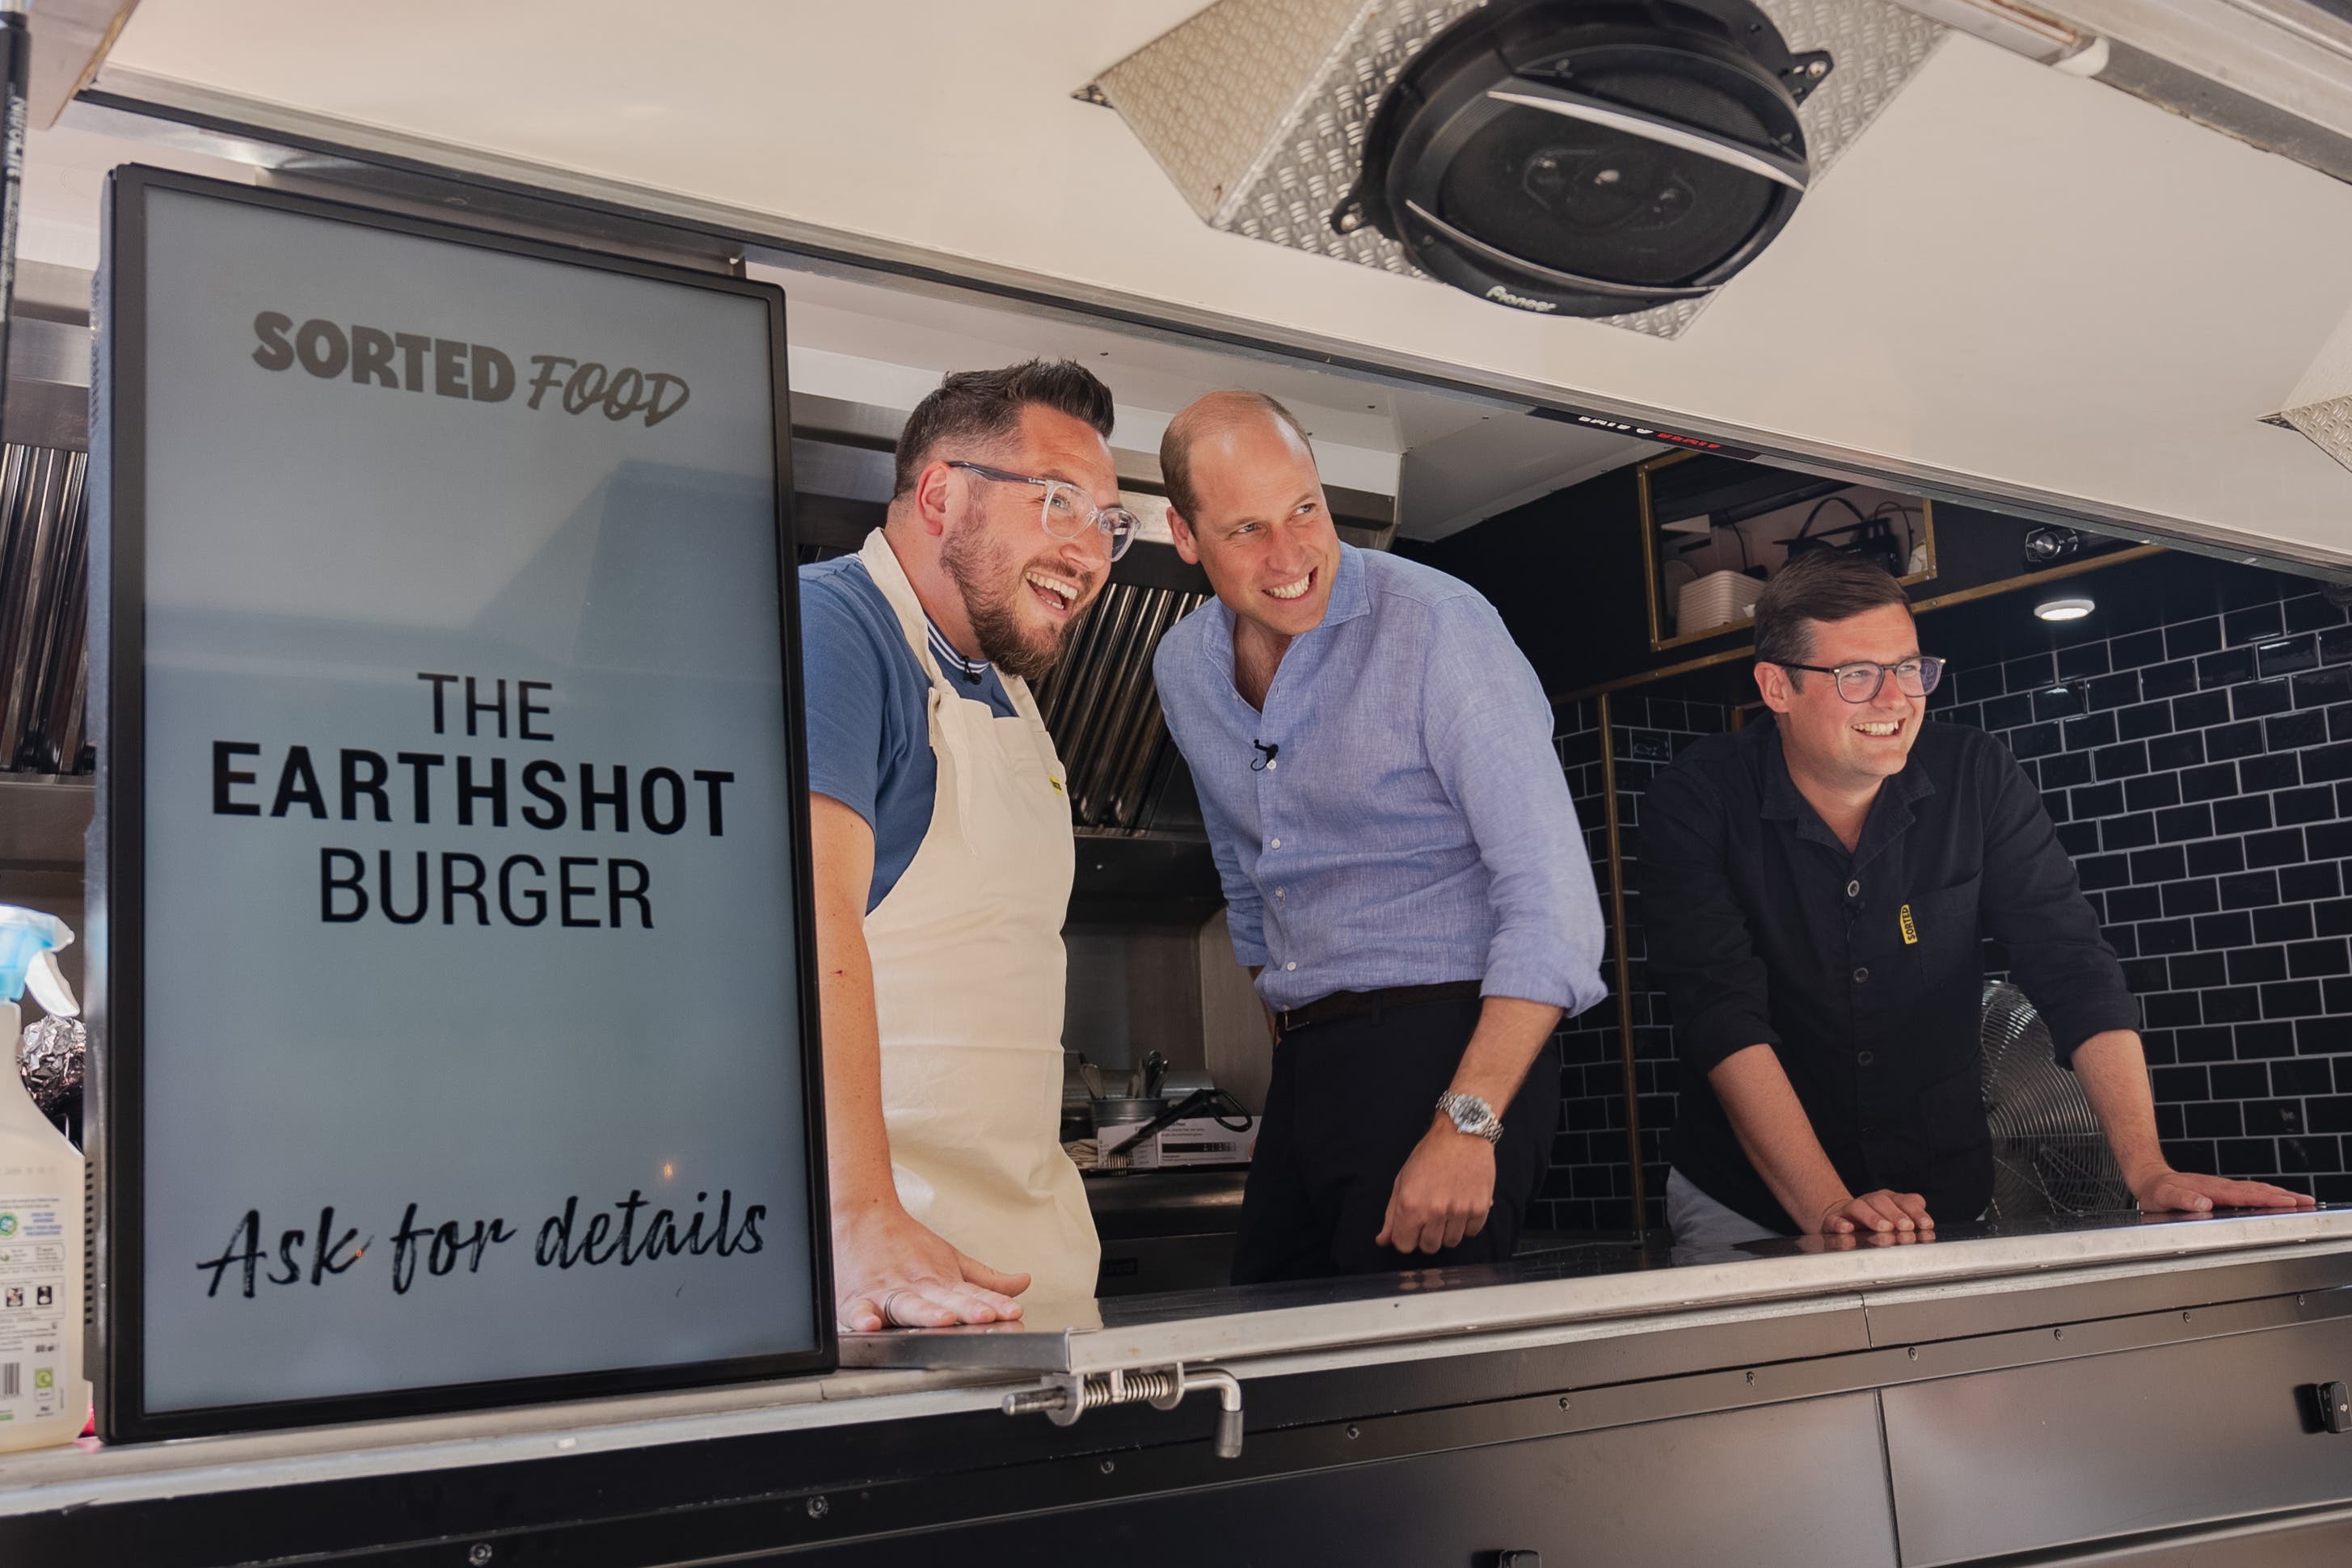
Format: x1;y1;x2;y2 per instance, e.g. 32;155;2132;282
0;905;86;1452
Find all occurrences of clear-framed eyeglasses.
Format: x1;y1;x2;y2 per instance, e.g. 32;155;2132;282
945;460;1138;562
1779;655;1946;703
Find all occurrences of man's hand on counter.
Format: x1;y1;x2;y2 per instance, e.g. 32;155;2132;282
1376;1117;1496;1255
1811;1189;1934;1237
2072;1039;2315;1216
834;1203;1031;1332
2077;1032;2314;1218
2126;1164;2317;1216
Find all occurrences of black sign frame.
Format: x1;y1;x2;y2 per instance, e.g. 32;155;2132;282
88;165;835;1441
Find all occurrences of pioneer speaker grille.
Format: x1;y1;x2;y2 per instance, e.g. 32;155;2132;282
1085;0;1944;337
1342;2;1820;315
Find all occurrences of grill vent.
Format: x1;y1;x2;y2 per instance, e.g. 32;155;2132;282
1034;582;1206;832
0;445;93;776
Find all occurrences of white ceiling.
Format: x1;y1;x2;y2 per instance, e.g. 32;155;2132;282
69;0;2352;566
16;106;1649;538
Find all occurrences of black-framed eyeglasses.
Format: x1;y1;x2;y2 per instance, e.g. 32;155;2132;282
945;460;1139;562
1778;656;1945;703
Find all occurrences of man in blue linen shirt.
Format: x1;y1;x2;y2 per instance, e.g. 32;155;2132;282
1153;390;1608;1281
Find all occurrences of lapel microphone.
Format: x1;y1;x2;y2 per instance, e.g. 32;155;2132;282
1251;740;1279;771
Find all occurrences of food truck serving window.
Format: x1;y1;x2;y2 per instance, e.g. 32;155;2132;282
91;167;832;1439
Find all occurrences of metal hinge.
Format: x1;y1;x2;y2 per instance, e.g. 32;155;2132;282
1001;1363;1245;1458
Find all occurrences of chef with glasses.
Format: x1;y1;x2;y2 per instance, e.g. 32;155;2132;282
1641;550;2311;1251
799;360;1140;1332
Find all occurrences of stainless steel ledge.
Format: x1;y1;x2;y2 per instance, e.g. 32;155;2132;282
842;1208;2352;1375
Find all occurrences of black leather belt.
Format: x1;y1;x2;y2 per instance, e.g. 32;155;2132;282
1275;980;1482;1037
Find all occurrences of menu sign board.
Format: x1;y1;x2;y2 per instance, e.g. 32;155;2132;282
91;168;831;1439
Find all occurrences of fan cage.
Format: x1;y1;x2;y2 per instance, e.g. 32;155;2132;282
1980;980;2132;1220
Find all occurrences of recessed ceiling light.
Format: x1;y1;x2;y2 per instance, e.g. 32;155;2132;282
2034;597;2095;622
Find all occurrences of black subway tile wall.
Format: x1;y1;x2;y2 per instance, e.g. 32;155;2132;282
1931;585;2352;1200
1545;694;1729;1233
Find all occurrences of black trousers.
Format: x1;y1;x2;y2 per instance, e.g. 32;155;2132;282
1231;996;1560;1284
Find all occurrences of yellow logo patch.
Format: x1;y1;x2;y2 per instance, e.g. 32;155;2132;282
1899;904;1919;945
1048;776;1065;796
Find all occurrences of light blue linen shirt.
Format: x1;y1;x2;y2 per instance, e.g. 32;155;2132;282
1153;544;1608;1015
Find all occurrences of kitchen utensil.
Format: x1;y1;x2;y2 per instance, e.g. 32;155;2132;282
1093;1087;1257;1168
1090;1094;1170;1165
1078;1057;1106;1100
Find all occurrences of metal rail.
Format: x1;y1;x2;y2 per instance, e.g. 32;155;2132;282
1594;692;1647;1234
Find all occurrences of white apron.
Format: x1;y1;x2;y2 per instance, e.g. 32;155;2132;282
855;530;1100;1307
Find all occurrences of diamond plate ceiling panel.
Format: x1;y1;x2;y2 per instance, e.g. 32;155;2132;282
2280;394;2352;477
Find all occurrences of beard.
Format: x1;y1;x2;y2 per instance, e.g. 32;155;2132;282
939;515;1091;682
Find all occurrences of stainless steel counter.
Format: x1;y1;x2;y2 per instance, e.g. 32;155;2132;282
0;1364;1022;1520
844;1204;2352;1375
1081;1168;1248;1237
8;1205;2351;1565
1085;1167;1250;1295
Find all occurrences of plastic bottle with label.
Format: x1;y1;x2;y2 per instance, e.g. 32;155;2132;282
0;905;87;1452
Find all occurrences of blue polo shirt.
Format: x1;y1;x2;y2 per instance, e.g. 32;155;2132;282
799;552;1017;911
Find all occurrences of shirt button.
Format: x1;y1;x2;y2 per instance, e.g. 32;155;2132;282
1275;887;1285;899
1857;1051;1875;1067
1285;961;1297;972
1853;967;1869;984
1270;837;1282;849
1267;760;1277;770
1846;880;1861;898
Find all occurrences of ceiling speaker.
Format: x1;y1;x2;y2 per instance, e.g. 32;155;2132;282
1083;0;1944;338
1338;1;1830;316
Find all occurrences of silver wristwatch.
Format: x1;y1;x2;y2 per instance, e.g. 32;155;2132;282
1435;1091;1503;1144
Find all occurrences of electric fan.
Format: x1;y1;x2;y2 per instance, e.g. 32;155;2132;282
1980;980;2132;1220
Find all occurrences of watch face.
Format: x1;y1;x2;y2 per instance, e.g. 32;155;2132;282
1444;1094;1497;1135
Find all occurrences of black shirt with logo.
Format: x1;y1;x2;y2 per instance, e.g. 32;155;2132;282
1640;714;2141;1235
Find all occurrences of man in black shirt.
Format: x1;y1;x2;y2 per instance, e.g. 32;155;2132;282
1642;552;2312;1244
